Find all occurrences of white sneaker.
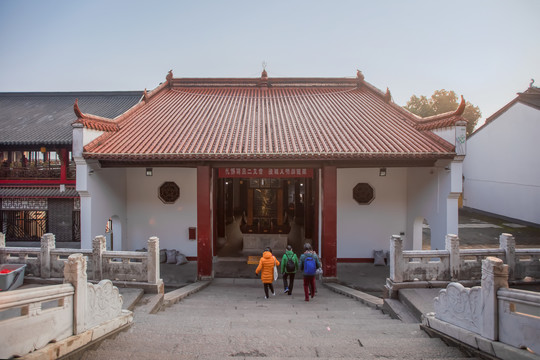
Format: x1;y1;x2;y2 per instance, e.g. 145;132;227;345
272;291;276;296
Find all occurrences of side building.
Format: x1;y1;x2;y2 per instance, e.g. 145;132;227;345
0;92;142;247
463;84;540;225
73;70;468;279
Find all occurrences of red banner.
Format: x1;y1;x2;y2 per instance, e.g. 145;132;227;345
218;167;313;178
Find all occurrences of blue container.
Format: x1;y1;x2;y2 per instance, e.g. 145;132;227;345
0;264;26;291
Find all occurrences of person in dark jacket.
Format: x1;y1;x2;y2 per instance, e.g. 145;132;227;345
299;243;321;302
280;245;299;295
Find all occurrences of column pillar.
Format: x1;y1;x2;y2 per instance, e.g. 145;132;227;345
197;166;213;280
40;233;55;278
389;235;403;282
481;256;508;340
445;234;460;281
321;165;337;278
64;253;88;334
499;233;515;280
92;235;106;281
147;236;160;284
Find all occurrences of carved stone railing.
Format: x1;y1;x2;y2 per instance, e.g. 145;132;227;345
423;257;540;358
0;253;132;359
0;232;163;293
386;233;540;298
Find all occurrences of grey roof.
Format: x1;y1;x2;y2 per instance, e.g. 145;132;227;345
0;92;142;147
517;86;540;109
0;186;78;198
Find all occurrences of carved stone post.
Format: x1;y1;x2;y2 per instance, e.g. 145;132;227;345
64;253;87;335
481;256;508;340
40;233;55;278
92;236;106;281
445;234;460;281
0;232;5;264
499;233;515;281
390;235;403;282
147;236;160;284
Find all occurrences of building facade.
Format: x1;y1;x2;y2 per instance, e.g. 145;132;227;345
463;85;540;225
0;92;142;247
73;70;467;279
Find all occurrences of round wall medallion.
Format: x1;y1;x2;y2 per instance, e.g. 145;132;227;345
353;183;374;205
159;181;180;204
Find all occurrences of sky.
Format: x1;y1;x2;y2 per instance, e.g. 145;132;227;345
1;0;539;127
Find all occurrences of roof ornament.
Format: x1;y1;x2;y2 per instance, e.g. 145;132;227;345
356;70;365;87
384;87;392;103
455;95;466;116
166;69;173;83
530;79;535;88
261;61;268;79
73;99;84;118
143;88;149;102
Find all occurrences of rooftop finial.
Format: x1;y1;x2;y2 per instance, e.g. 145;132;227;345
530;79;535;88
384;87;392;102
356;70;364;81
455;95;466;115
261;61;268;79
166;69;173;82
73;99;83;118
143;88;148;102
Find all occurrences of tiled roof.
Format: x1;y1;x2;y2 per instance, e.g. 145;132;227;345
412;96;467;131
82;73;460;163
0;92;142;147
0;186;78;198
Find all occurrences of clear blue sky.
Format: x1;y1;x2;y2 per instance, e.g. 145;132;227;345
1;0;539;127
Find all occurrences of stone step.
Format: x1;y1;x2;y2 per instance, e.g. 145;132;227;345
79;281;477;360
383;298;420;323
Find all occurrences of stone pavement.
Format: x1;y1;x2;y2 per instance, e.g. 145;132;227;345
77;279;478;360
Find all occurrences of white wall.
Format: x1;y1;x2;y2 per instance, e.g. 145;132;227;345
126;167;198;255
464;102;540;224
406;165;453;251
83;167;127;250
337;168;407;258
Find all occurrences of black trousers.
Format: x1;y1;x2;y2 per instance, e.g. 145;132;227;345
282;272;295;295
263;282;275;298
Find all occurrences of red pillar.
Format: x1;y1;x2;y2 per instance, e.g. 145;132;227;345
60;148;68;183
197;166;213;279
321;165;337;278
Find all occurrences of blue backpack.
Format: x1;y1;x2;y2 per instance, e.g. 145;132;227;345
303;255;317;276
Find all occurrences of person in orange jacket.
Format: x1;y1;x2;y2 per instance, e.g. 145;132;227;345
255;247;280;299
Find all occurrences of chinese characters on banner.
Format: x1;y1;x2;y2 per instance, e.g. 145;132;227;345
218;167;314;178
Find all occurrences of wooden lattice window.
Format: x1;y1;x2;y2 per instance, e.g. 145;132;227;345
353;183;374;205
158;182;180;204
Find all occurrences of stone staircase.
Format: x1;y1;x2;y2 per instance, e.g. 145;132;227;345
76;279;479;359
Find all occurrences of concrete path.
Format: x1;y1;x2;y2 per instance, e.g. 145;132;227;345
79;279;477;359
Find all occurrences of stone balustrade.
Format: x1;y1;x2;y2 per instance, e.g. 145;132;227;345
0;253;133;359
423;256;540;358
0;232;163;293
386;233;540;298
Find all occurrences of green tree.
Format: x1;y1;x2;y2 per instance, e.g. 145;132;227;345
404;89;481;136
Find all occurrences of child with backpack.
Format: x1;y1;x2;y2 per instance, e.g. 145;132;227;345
280;245;299;295
299;243;321;302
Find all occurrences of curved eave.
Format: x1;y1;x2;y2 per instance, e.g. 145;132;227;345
83;151;456;162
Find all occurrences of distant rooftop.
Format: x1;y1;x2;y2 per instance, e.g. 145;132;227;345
0;91;142;147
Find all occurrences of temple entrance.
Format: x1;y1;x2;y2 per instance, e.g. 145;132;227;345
214;167;317;259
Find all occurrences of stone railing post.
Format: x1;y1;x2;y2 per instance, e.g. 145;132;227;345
64;253;88;335
499;233;515;281
0;232;5;264
40;233;55;278
445;234;460;281
147;236;160;284
92;236;106;281
481;256;508;340
389;235;403;282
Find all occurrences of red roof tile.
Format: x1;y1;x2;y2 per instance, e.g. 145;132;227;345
81;74;461;163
